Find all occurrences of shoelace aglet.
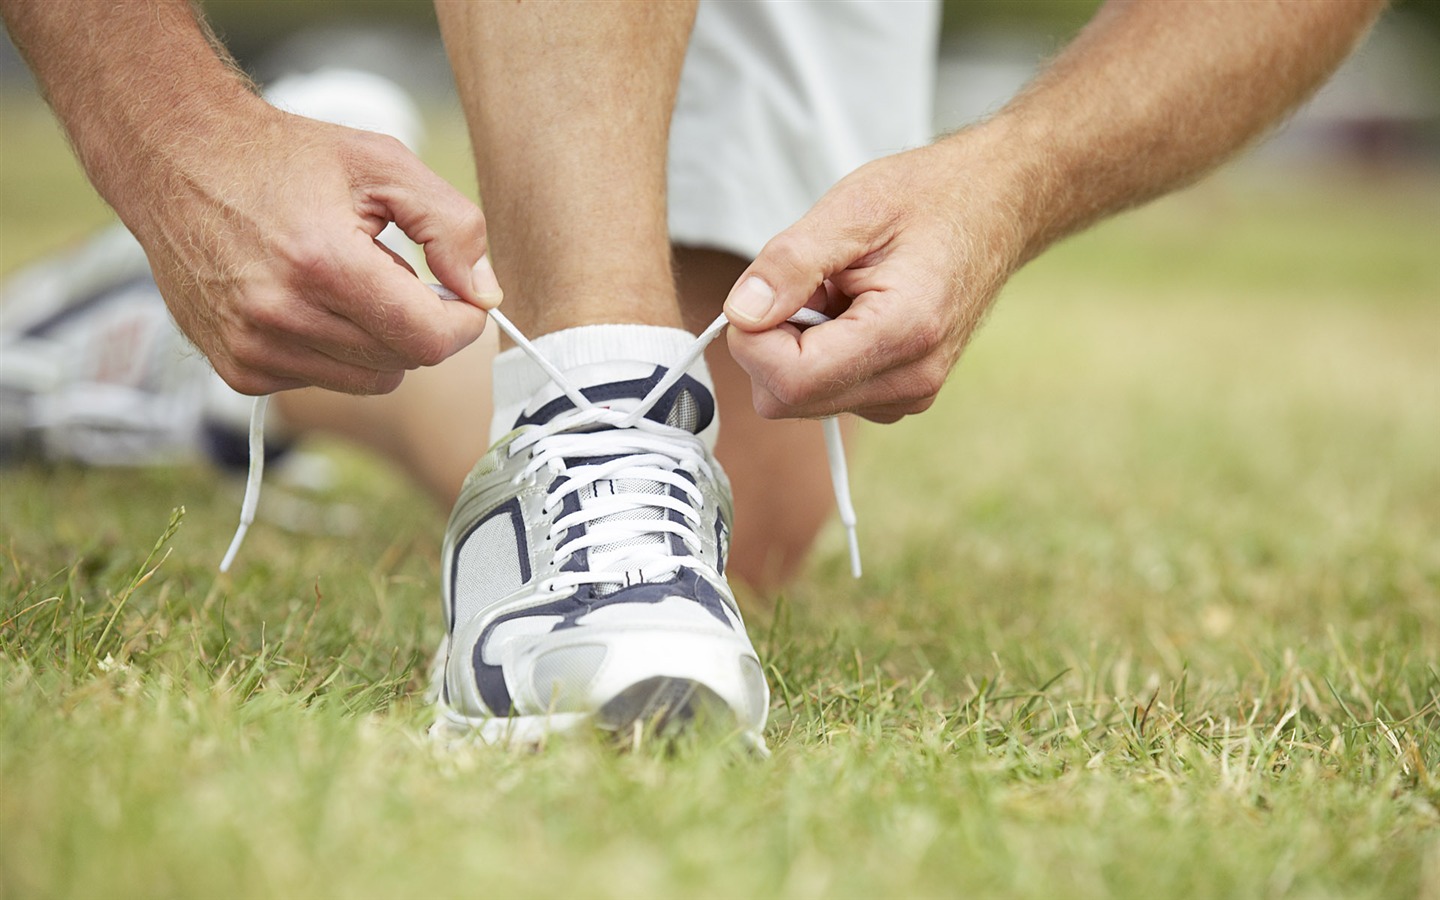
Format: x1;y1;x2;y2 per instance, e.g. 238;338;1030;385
219;394;269;573
822;416;862;579
846;528;863;580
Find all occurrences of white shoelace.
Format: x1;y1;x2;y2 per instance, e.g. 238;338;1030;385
511;405;719;593
219;287;861;579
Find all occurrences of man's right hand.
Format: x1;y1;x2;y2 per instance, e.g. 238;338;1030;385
132;104;500;396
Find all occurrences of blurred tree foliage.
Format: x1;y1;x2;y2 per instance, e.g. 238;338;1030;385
941;0;1097;37
203;0;1440;64
1397;0;1440;37
936;0;1440;42
203;0;1101;54
204;0;438;63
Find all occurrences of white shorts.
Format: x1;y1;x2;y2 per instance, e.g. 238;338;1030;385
668;0;941;260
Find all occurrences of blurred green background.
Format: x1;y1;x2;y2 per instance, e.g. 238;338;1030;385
191;0;1440;166
6;0;1439;167
194;0;1440;54
2;5;1437;900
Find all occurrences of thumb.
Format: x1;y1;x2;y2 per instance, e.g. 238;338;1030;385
723;202;878;332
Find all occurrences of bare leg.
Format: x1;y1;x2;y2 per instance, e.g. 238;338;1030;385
434;2;696;338
273;330;495;505
278;3;834;588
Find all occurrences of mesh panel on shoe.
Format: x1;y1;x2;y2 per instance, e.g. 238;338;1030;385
665;388;699;433
454;508;526;627
530;644;608;709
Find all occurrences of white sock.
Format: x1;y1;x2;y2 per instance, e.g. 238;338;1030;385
489;324;716;445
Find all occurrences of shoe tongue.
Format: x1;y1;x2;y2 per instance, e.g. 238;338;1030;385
513;361;714;438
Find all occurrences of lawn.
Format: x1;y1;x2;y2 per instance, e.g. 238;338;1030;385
2;90;1437;899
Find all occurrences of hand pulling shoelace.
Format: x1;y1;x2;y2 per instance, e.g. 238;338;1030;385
220;285;862;578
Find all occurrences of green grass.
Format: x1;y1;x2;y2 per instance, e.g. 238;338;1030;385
2;90;1438;899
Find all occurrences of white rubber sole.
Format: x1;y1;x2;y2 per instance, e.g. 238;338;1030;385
429;677;768;754
427;627;769;754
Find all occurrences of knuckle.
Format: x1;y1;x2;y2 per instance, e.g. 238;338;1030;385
883;364;944;411
372;371;405;395
456;205;487;242
914;364;947;400
245;296;291;333
226;333;269;371
898;321;945;361
761;233;810;279
766;372;813;410
906;394;938;415
216;361;271;397
279;236;336;280
917;321;946;353
347;129;408;166
402;331;451;368
753;393;789;421
367;131;406;155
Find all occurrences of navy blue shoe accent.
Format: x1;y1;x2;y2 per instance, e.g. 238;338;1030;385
713;513;728;576
538;455;699;561
556;490;590;576
472;627;515;716
664;475;699;558
514;367;715;435
472;592;598;716
469;568;735;715
561;569;734;631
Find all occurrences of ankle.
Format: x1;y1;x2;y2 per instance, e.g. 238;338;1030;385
495;281;683;343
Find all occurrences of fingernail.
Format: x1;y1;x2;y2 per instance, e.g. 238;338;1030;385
725;276;774;325
471;254;503;308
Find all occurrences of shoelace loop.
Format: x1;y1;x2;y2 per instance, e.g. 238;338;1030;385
512;406;717;592
219;287;862;579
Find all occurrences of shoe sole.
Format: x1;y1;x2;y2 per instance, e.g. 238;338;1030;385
429;675;767;755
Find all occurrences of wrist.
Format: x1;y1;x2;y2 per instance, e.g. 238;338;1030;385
926;116;1044;276
8;0;269;234
87;88;275;237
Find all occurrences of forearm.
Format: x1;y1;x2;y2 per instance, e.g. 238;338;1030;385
966;0;1385;265
723;0;1386;421
0;0;266;229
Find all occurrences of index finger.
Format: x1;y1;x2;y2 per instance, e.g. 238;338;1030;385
321;235;490;369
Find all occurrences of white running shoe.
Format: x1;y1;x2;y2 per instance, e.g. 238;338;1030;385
430;345;769;750
0;225;211;465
